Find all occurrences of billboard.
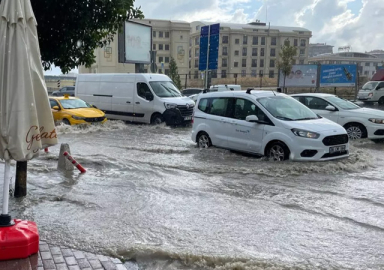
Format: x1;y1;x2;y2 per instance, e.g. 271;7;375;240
278;65;318;87
120;21;151;64
320;64;357;87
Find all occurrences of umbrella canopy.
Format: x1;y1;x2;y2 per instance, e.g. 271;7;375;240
0;0;58;161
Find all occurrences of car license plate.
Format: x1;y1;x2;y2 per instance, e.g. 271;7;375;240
329;145;346;154
184;116;192;121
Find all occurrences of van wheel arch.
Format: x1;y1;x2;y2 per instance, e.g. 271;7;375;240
150;113;164;125
378;97;384;105
343;122;367;139
196;131;212;148
264;140;290;161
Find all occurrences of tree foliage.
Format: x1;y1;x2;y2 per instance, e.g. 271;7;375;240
277;41;297;93
169;57;182;90
10;0;144;73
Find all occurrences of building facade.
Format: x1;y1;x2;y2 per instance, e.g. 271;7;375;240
189;21;312;80
79;19;190;75
309;43;333;57
309;52;384;78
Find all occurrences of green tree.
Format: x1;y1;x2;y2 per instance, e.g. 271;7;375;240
168;57;182;90
277;40;298;93
0;0;144;73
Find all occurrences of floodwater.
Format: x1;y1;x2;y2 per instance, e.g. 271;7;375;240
1;118;384;270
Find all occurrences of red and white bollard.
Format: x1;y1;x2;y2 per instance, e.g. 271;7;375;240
63;152;86;173
44;147;49;153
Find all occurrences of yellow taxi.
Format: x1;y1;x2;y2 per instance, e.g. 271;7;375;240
49;95;107;125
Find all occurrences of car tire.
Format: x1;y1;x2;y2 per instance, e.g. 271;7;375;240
266;141;290;161
62;119;71;126
197;132;212;149
344;123;366;140
379;97;384;105
150;114;164;125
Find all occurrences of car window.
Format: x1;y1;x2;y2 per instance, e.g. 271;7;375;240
60;87;66;92
149;81;182;97
325;96;360;110
378;82;384;89
233;98;267;122
137;83;153;100
198;98;209;113
49;99;59;108
209;98;230;116
305;97;331;110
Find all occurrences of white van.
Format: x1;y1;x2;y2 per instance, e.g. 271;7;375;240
357;70;384;104
75;74;195;125
192;90;350;161
210;84;241;92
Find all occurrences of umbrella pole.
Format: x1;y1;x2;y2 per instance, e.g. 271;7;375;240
0;161;13;226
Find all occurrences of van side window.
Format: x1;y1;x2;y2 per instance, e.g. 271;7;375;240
137;83;152;100
378;82;384;90
209;98;229;116
233;98;267;121
198;98;209;112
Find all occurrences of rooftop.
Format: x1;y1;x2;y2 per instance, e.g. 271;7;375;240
311;52;380;59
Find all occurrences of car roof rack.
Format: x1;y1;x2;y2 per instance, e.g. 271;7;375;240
246;88;254;94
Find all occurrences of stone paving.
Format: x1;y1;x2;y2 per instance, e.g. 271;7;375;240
0;241;129;270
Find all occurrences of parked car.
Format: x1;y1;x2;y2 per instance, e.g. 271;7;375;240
75;73;195;126
49;95;107;125
291;93;384;142
192;90;349;161
51;86;75;96
182;88;204;97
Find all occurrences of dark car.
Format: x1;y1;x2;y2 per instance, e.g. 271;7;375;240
52;86;75;97
182;88;204;97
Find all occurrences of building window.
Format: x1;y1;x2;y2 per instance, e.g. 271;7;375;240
165;44;169;51
153;44;156;50
364;71;369;75
251;59;257;67
261;37;266;45
365;62;371;66
253;36;258;45
271;37;277;46
221;70;227;78
180;35;183;40
300;49;305;55
241;70;246;77
165;69;169;75
194;70;198;79
222;36;229;44
159;44;163;50
195;48;199;57
242;59;247;67
235;39;240;44
243;35;248;45
165;32;169;38
223;47;228;56
153;31;156;38
299;59;304;65
300;39;306;46
165;57;169;63
195;37;199;45
252;48;258;56
294;39;298;46
269;70;275;78
251;70;257;77
196;25;200;31
195;59;199;68
270;48;276;57
222;58;227;67
211;70;218;78
235;50;239;56
284;39;290;46
159;31;164;38
189;60;191;69
159;57;163;63
260;48;265;57
234;62;239;68
260;59;264;67
270;59;275;68
242;47;247;56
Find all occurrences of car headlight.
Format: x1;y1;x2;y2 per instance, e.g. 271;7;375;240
72;115;85;120
369;118;384;124
164;103;177;109
291;128;320;139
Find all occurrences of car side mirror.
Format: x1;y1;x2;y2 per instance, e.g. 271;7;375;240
246;115;259;123
52;106;60;111
325;105;337;111
146;93;154;101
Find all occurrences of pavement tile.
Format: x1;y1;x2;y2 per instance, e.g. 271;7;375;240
61;248;74;257
39;244;50;252
56;263;69;270
101;260;117;270
88;259;103;269
73;250;86;259
97;254;110;262
53;254;65;264
84;252;98;260
116;264;128;270
76;258;91;269
42;259;56;269
37;267;44;270
69;266;81;270
111;257;122;264
40;251;53;260
65;256;78;266
50;246;62;255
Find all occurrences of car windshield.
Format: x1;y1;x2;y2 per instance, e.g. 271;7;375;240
59;99;91;109
149;81;182;97
362;82;378;90
258;96;319;121
326;96;360;110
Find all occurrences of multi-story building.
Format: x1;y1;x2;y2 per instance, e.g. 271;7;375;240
189;21;312;80
79;19;190;75
366;50;384;59
309;43;333;57
309;52;384;78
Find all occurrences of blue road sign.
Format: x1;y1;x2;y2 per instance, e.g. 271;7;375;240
199;24;220;71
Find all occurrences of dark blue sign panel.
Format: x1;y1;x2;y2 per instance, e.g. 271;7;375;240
320;64;357;87
199;24;220;71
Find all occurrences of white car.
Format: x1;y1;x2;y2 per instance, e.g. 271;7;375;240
291;93;384;142
192;90;349;161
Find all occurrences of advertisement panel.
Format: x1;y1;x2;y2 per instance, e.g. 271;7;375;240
278;65;318;87
123;21;151;64
320;64;357;87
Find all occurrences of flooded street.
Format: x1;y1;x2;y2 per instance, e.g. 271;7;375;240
1;119;384;270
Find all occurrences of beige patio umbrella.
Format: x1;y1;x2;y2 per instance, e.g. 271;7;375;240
0;0;58;225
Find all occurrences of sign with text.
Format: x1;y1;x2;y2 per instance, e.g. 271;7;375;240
199;24;220;71
320;64;357;87
278;65;318;87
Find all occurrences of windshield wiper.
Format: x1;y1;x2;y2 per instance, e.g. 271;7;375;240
295;117;319;121
275;116;293;121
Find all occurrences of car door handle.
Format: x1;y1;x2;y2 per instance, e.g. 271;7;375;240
126;101;131;104
135;102;140;104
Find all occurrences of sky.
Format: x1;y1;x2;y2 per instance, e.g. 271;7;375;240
45;0;383;75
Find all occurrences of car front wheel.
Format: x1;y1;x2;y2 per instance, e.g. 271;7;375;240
266;141;290;161
345;123;366;140
197;132;211;149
